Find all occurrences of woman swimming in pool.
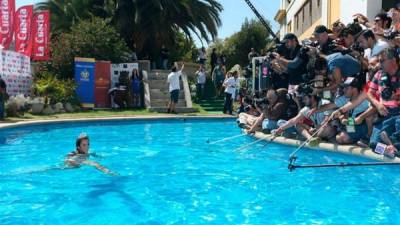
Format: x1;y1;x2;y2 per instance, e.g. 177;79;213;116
65;133;118;176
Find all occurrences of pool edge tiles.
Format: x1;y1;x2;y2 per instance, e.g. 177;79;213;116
0;115;235;130
253;131;400;163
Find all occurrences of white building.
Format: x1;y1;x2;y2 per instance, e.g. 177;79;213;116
275;0;395;40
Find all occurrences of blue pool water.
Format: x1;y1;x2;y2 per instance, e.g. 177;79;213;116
1;118;400;225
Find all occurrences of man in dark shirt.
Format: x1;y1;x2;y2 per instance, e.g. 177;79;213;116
210;48;218;74
161;45;169;70
248;48;259;63
0;76;6;120
313;25;337;55
272;33;306;92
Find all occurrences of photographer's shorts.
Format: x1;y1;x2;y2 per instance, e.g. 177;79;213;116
170;89;179;103
346;121;368;142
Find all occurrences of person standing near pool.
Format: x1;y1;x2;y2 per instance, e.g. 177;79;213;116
65;133;117;176
0;76;6;120
167;62;185;114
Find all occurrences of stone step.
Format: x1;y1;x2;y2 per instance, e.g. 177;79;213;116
148;72;170;80
151;101;186;107
150;89;184;99
148;80;183;90
151;69;170;74
149;107;199;113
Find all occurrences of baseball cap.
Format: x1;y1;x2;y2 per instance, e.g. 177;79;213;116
313;25;328;35
282;33;297;42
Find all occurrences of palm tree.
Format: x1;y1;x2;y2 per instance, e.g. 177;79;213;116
36;0;223;54
35;0;116;32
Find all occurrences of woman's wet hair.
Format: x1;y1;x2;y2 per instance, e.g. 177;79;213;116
76;133;89;151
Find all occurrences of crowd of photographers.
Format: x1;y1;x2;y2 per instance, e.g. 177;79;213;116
237;4;400;158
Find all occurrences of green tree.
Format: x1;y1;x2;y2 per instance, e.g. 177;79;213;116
50;17;131;79
207;19;272;69
36;0;115;32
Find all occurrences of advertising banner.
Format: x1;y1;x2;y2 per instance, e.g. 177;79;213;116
110;63;139;88
95;61;111;108
32;10;50;61
0;0;15;50
75;57;95;108
1;50;31;96
15;5;33;56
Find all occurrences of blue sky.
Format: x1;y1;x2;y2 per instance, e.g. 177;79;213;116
216;0;280;39
17;0;280;46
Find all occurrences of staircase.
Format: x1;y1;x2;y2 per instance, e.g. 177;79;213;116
195;78;225;113
147;70;198;113
197;97;225;113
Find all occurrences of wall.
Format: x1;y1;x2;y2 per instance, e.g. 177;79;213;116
299;18;322;40
285;0;322;38
328;0;341;27
339;0;382;25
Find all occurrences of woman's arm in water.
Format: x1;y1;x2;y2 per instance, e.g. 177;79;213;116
82;160;118;176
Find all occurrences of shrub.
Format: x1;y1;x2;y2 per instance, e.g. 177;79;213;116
33;75;79;105
50;17;131;79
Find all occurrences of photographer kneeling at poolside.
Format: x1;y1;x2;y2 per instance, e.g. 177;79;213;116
65;133;118;176
246;89;288;134
274;91;336;145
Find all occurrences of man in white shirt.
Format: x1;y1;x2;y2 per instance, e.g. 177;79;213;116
196;65;206;99
357;29;389;74
222;71;238;114
167;63;184;113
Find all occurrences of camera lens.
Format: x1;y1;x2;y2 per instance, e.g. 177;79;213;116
381;87;393;101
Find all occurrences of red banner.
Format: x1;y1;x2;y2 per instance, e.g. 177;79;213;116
0;0;15;49
14;5;33;56
32;10;50;61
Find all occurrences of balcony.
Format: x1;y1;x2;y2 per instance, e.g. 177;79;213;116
274;9;286;24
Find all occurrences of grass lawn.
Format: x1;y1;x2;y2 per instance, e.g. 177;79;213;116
3;103;226;123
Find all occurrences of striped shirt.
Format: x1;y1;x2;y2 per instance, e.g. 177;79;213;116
369;70;400;108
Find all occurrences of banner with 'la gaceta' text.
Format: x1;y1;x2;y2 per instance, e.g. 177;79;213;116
32;10;50;61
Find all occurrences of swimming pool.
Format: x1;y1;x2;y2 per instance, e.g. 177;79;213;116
1;118;400;224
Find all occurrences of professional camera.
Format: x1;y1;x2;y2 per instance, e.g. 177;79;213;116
266;52;276;61
302;39;318;47
381;87;394;101
298;46;311;60
326;41;340;54
379;73;394;101
384;31;399;40
275;42;288;55
254;97;269;108
340;42;364;55
297;83;314;96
